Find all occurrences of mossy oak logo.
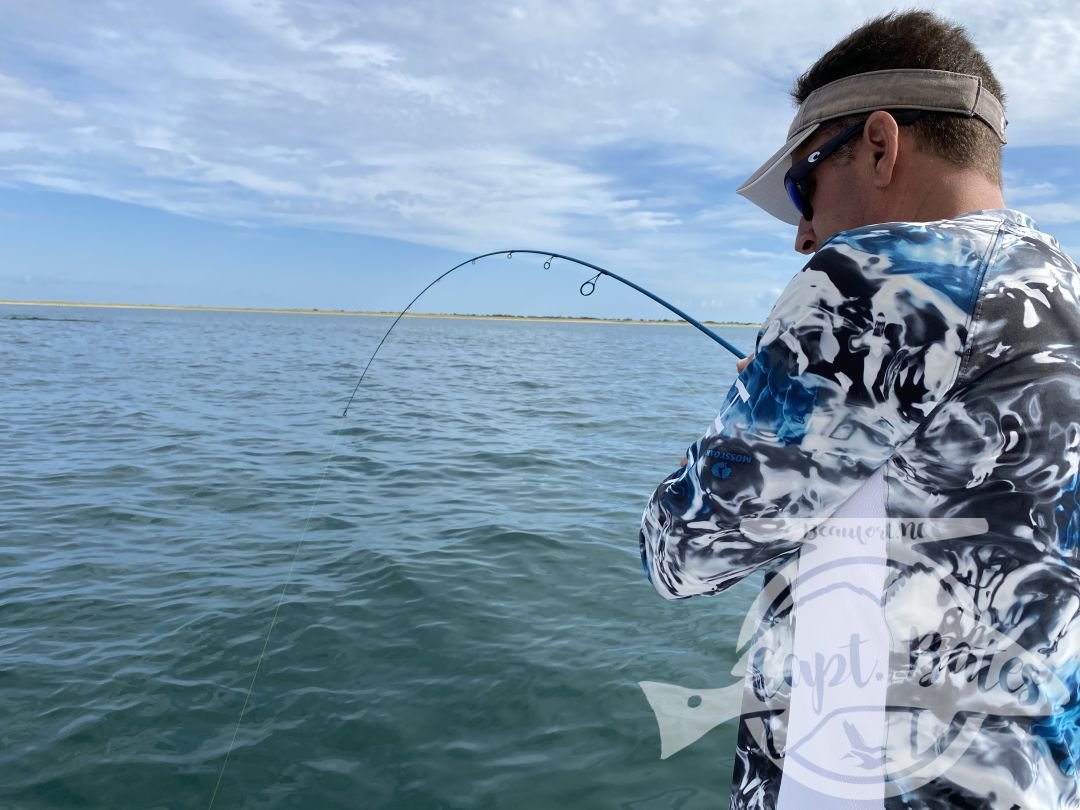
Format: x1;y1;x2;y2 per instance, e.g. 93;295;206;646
704;450;750;480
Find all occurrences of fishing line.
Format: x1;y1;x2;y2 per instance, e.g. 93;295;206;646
209;249;745;806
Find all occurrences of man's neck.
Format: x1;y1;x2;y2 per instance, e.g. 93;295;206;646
898;162;1006;222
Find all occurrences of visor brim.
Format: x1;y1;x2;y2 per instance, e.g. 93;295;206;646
735;124;820;227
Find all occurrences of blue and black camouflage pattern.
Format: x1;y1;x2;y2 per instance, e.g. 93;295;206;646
640;210;1080;809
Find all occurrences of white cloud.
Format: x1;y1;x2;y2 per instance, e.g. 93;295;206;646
1004;179;1058;202
730;247;794;262
0;73;84;127
978;11;1080;146
1024;203;1080;224
0;0;1078;319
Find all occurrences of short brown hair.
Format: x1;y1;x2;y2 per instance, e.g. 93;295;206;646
793;11;1006;186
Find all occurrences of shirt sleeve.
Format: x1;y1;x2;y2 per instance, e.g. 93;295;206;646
639;230;978;599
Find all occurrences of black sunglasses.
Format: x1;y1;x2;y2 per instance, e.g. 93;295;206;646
784;110;921;222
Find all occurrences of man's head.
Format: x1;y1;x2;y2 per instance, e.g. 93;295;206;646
793;12;1005;186
737;11;1008;253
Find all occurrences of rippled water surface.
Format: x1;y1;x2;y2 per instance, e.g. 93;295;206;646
2;305;761;809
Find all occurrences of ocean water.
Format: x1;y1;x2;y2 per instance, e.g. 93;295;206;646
1;305;761;810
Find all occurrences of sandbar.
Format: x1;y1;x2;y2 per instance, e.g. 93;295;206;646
0;299;759;328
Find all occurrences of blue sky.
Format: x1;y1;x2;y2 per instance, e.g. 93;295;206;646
1;0;1078;322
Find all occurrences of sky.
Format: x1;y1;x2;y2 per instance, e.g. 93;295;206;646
1;0;1078;322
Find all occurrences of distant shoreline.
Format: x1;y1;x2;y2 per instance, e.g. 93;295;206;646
0;299;760;328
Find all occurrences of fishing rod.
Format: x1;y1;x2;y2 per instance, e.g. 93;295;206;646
341;249;747;417
210;250;749;803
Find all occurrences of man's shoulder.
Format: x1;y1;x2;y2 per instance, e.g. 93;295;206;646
822;210;1009;258
807;210;1047;317
822;208;1067;264
830;208;1018;236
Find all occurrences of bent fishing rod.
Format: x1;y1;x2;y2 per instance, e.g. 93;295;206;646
341;249;747;417
210;249;749;804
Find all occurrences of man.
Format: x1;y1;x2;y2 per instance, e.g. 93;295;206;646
639;11;1080;810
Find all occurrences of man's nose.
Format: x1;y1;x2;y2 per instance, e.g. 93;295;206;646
795;217;817;254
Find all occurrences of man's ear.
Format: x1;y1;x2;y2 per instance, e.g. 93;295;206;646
862;110;900;188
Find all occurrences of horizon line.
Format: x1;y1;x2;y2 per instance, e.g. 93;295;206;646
0;299;761;328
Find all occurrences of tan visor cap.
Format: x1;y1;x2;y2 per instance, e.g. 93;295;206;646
736;69;1008;226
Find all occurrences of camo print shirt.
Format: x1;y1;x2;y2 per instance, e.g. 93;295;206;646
639;209;1080;809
